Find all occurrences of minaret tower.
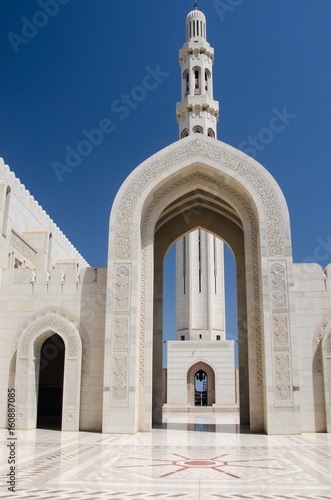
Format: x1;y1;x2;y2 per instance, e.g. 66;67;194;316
176;2;219;139
176;3;225;342
167;4;235;410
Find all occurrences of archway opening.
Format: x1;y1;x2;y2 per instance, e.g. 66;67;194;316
37;334;65;430
195;370;208;406
152;188;248;430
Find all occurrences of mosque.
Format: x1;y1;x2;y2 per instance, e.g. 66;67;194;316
0;4;330;436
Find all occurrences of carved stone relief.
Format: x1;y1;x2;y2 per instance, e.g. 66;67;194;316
15;309;82;431
274;352;292;402
272;313;289;347
10;230;37;264
111;266;130;405
113;317;129;348
114;267;130;312
16;306;90;373
270;264;287;309
111;352;128;403
269;263;293;408
115;138;286;261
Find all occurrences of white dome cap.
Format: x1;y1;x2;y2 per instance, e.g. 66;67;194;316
186;3;206;41
186;5;206;23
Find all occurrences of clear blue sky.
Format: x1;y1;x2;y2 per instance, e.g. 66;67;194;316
1;1;331;363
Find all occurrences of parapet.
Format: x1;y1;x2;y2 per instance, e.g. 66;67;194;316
0;157;89;269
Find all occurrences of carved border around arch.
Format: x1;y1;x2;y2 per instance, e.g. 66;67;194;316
15;306;90;374
15;308;84;431
114;138;286;260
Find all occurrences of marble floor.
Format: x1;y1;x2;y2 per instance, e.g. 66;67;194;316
1;412;331;500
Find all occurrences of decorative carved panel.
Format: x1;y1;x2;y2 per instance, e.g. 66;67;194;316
270;264;287;309
274;352;292;402
15;308;83;431
10;230;37;264
269;263;294;408
114;267;130;312
111;266;130;405
113;317;129;348
111;352;128;403
272;313;289;347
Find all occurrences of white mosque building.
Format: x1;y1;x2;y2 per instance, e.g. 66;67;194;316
0;4;330;436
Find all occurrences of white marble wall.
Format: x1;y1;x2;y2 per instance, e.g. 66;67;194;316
166;340;236;406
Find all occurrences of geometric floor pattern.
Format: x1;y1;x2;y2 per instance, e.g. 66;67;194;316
1;413;331;500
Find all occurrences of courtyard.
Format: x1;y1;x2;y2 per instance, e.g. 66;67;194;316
1;412;331;499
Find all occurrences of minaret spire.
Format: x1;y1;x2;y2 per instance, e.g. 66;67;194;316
176;5;219;139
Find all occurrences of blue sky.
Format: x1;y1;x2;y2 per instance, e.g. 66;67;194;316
1;1;331;363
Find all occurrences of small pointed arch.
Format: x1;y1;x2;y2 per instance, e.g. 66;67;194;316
193;125;203;134
193;66;201;95
205;69;211;92
187;360;216;406
183;69;190;97
208;128;215;138
181;129;189;139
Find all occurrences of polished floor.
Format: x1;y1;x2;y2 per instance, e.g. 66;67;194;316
1;412;331;500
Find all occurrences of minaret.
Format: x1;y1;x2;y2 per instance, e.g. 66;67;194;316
167;5;235;411
176;4;226;342
176;2;219;139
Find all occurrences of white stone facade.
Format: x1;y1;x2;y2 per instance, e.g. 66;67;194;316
166;341;236;408
0;6;330;436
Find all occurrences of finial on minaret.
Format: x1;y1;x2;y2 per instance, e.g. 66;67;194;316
194;2;198;10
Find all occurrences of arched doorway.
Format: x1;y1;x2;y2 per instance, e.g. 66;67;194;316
105;135;301;435
15;308;82;431
37;334;65;430
187;362;216;407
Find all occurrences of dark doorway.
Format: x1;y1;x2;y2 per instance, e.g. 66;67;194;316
195;370;208;406
37;334;65;430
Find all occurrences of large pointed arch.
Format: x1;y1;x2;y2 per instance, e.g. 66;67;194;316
104;134;301;435
15;308;84;431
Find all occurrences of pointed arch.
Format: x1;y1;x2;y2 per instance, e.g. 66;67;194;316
105;135;300;435
15;308;86;430
187;360;216;406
